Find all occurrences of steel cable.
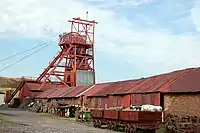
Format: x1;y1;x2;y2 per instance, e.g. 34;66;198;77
0;40;56;73
0;39;57;63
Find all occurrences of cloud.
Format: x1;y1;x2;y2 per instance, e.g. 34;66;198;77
191;0;200;32
0;0;88;38
0;0;200;77
84;0;153;7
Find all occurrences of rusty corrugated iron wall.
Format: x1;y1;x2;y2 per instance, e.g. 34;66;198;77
130;93;160;106
122;95;131;108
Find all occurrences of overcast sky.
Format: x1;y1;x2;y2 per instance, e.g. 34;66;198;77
0;0;200;83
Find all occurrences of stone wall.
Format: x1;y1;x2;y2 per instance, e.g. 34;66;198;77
164;93;200;117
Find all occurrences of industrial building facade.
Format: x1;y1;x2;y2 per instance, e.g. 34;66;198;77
28;67;200;118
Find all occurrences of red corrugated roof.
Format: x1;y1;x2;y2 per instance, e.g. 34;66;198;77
36;88;58;99
83;83;111;97
34;67;200;99
80;83;110;103
47;87;69;99
62;86;89;98
91;68;200;96
168;68;200;92
42;84;110;99
26;82;65;91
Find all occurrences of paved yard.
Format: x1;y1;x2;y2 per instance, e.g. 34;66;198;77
0;109;117;133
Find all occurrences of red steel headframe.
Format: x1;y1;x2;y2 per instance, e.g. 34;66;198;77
36;17;98;89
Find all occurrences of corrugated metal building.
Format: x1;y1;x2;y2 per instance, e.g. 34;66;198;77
19;81;65;102
35;86;90;107
35;67;200;117
86;68;200;117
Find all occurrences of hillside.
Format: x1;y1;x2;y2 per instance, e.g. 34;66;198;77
0;76;21;88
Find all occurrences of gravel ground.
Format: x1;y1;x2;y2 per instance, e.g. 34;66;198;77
0;109;118;133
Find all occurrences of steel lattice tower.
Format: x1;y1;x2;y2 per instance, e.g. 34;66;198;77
36;17;98;89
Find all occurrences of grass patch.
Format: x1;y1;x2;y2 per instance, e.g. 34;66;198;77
0;114;18;126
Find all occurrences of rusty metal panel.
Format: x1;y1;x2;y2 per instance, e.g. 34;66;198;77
76;70;95;86
63;86;89;98
89;68;200;97
122;95;131;108
168;68;200;92
152;93;160;106
108;96;122;107
138;111;162;121
22;84;30;98
85;83;110;97
36;88;58;99
131;94;142;105
47;88;70;99
103;110;119;119
131;93;160;106
119;111;162;122
91;83;114;97
31;92;41;98
141;94;150;105
90;109;104;118
60;32;86;45
117;96;122;107
26;82;65;91
19;84;31;103
79;84;110;105
101;97;108;108
119;111;139;121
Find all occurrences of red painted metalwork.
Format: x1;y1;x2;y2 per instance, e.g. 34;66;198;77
109;96;122;107
169;68;200;92
30;92;42;98
122;95;131;108
130;93;160;106
25;82;64;91
90;109;104;118
19;82;65;102
103;110;119;119
47;88;69;99
90;68;200;97
119;111;162;122
19;85;31;103
35;88;57;99
61;86;89;98
91;109;162;132
155;68;192;92
37;85;90;99
85;83;111;97
36;17;98;90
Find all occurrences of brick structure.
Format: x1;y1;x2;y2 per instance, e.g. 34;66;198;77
164;93;200;117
